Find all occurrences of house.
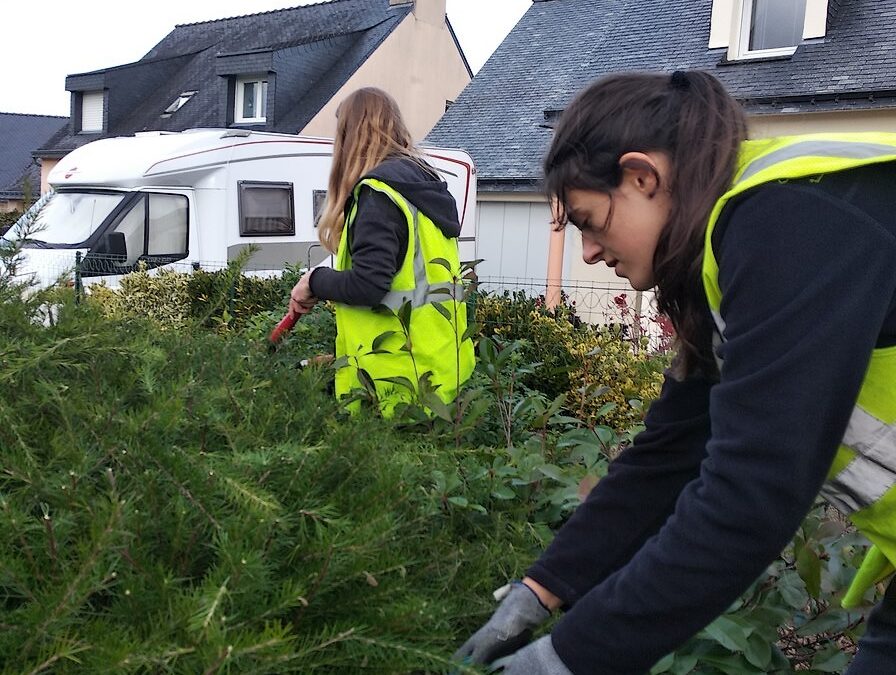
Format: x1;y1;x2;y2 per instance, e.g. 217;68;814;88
426;0;896;324
36;0;471;196
0;113;66;214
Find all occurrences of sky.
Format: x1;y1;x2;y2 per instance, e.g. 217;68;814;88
1;0;530;117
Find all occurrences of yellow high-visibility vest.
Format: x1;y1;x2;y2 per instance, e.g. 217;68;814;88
702;133;896;608
334;178;475;416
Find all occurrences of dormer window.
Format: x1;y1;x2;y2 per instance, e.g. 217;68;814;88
80;90;105;133
738;0;806;56
710;0;827;61
163;90;197;116
235;77;268;123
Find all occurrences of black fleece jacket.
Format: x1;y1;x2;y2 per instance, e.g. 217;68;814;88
308;156;461;306
526;163;896;674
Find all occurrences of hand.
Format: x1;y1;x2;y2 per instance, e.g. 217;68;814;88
452;582;552;666
489;635;573;674
289;272;317;318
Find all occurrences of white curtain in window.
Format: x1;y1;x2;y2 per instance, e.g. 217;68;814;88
148;194;188;256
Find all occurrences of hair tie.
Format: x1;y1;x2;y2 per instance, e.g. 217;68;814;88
670;70;690;90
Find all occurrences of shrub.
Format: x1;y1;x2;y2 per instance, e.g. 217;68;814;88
88;267;191;327
0;292;539;673
475;290;667;430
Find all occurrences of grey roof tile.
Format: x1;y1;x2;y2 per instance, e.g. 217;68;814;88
0;113;67;200
37;0;411;156
427;0;896;189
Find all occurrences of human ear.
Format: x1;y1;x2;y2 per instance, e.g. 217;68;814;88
618;151;662;197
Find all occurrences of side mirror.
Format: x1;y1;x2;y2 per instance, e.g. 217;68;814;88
84;232;128;275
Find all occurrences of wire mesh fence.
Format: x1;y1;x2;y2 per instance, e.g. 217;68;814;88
473;275;674;353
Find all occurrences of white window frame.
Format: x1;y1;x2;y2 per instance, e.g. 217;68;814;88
716;0;827;60
235;76;268;124
164;90;197;115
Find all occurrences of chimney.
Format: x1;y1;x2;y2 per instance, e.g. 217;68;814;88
390;0;446;26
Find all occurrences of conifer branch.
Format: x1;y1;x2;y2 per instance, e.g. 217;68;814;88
22;497;121;658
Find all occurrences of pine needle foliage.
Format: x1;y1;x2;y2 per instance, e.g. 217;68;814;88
0;293;537;674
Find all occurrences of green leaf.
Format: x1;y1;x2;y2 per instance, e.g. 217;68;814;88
461;322;480;342
432;302;452;321
796;545;822;599
649;653;675;673
491;486;516;500
428;257;453;271
810;644;852;672
743;633;772;669
447;496;468;508
796;609;853;637
776;570;809;609
398;301;412;330
376;376;416;392
702;615;750;653
371;330;399;352
538;464;565;482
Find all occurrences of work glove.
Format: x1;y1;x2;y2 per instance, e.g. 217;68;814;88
453;581;552;665
489;634;574;674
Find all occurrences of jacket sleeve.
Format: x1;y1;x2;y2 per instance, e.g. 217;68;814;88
525;371;713;605
308;186;408;306
547;181;896;674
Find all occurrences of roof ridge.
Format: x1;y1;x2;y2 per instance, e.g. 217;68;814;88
173;0;359;29
0;111;67;119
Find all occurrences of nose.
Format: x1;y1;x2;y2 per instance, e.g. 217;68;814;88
582;235;603;265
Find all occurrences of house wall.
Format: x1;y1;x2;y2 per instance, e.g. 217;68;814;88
40;159;60;196
300;7;470;141
473;107;896;326
749;108;896;137
1;200;22;214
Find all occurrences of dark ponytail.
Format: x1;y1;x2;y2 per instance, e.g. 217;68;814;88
544;70;748;375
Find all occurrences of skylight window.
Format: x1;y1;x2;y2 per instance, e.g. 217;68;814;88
163;91;197;115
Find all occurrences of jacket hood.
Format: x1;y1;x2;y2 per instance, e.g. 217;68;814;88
364;156;461;238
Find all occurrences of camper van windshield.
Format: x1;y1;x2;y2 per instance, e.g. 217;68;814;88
12;191;125;246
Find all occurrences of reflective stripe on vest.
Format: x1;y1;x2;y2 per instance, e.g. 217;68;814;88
377;202;465;311
820;407;896;514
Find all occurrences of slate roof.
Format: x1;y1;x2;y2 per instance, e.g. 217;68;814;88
38;0;413;158
0;113;67;201
427;0;896;191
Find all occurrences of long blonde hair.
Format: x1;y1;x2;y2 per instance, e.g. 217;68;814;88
317;87;424;253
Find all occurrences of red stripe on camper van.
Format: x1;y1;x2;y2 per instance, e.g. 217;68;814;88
148;140;475;228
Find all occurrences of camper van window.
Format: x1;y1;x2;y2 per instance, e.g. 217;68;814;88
313;190;327;227
238;181;294;236
112;197;147;266
148;194;188;256
22;191;124;245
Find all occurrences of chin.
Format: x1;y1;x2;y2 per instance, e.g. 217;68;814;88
628;276;654;291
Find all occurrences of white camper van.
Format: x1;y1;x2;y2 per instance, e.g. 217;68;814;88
9;129;476;288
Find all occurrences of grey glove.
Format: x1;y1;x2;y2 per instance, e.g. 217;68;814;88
453;581;552;665
490;635;573;674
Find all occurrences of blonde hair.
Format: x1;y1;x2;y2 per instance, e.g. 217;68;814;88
317;87;427;253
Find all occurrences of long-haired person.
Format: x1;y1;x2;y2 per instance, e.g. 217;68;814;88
288;87;473;415
454;70;896;673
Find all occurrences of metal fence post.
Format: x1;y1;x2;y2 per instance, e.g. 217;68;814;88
74;251;83;305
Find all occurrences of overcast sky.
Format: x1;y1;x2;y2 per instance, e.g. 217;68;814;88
2;0;530;117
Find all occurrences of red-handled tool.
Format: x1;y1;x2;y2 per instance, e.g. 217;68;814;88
268;312;299;350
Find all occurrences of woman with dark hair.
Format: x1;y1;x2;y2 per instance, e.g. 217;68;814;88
454;70;896;673
288;87;474;415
